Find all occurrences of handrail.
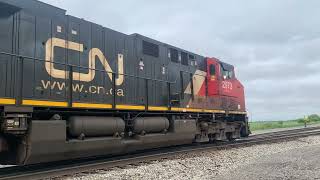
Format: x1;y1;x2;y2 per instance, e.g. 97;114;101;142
0;51;207;108
0;52;207;79
0;51;191;84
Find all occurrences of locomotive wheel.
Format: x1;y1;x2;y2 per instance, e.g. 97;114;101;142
226;132;235;141
240;125;250;137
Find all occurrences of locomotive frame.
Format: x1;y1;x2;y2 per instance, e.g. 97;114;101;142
0;0;249;165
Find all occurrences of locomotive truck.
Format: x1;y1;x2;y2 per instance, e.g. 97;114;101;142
0;0;249;165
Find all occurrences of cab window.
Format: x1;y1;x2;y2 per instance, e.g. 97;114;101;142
169;48;179;63
143;41;159;57
222;69;234;79
181;52;188;66
209;64;216;75
220;62;234;80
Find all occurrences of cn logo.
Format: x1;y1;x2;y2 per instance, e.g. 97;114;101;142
45;38;124;86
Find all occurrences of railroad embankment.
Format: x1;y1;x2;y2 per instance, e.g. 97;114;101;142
61;135;320;180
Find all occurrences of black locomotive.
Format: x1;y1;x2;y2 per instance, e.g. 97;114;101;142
0;0;249;165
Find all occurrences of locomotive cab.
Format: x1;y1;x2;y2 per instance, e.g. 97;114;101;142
205;58;249;137
206;58;246;112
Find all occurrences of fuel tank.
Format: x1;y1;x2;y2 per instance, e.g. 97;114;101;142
68;116;125;137
133;117;170;134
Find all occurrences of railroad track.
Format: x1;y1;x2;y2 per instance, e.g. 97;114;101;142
1;126;320;180
250;126;320;137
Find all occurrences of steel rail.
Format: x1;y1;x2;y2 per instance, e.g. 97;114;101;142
248;126;320;139
0;127;319;180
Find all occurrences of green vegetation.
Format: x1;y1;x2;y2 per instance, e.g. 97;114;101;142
249;114;320;132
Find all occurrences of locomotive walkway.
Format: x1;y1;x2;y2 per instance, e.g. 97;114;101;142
0;126;320;180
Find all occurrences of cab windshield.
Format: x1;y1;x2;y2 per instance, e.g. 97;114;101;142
220;62;234;80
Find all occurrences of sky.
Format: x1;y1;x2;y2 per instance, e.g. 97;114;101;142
40;0;320;121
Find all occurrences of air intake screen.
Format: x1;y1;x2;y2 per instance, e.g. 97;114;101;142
181;52;188;65
0;2;20;17
170;48;179;63
143;41;159;57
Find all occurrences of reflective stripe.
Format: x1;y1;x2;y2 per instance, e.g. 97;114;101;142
22;100;68;107
203;109;225;113
73;103;112;109
185;108;203;112
171;107;185;112
116;105;145;110
0;98;16;105
171;108;203;112
18;99;247;115
148;106;169;111
229;111;247;115
172;108;246;114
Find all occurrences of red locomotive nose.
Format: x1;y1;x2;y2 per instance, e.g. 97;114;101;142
205;57;246;112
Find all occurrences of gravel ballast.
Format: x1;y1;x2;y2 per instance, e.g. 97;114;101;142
61;135;320;180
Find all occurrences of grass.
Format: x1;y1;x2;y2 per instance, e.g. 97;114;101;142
249;114;320;132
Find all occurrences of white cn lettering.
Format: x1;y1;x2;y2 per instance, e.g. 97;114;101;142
45;38;124;86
